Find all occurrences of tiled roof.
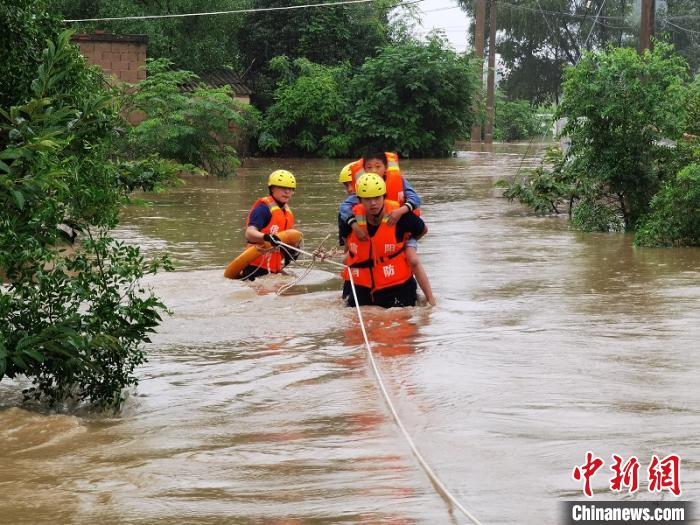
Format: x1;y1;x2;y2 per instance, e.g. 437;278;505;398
180;70;253;96
72;32;148;44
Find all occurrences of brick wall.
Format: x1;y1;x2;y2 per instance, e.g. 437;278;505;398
72;33;147;84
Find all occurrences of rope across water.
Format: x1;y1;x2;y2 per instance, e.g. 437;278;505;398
276;240;484;525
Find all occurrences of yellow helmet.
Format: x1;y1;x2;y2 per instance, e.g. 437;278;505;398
355;173;386;198
267;169;296;189
338;163;353;184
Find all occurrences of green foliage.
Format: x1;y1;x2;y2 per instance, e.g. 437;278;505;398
557;43;690;230
494;94;545;141
657;0;700;74
237;0;390;69
0;31;173;408
687;75;700;135
0;0;62;108
259;57;352;157
237;0;392;109
458;0;636;103
635;163;700;246
349;35;477;156
497;146;575;214
119;59;260;176
53;0;245;74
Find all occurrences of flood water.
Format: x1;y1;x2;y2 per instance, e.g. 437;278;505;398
2;145;700;524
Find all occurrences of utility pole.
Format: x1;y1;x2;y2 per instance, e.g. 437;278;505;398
484;0;497;144
470;0;486;144
639;0;655;53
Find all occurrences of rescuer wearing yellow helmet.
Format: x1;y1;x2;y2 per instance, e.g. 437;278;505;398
243;170;300;280
336;155;435;306
339;173;429;308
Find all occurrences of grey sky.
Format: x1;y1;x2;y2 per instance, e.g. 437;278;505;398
415;0;472;53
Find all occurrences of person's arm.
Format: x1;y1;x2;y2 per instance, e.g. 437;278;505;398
339;194;358;223
397;212;427;242
339;194;368;241
244;205;272;243
386;178;422;225
339;219;352;241
337;213;346;246
402;178;421;211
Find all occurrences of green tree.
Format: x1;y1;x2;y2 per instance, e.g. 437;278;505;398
118;59;260;176
236;0;391;73
557;43;689;230
237;0;395;110
53;0;245;74
258;57;352;157
658;0;700;73
458;0;636;103
635;162;700;246
687;75;700;135
0;32;174;408
0;0;62;107
349;35;477;157
500;44;693;235
494;92;544;141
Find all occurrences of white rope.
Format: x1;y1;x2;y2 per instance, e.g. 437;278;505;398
276;236;328;296
62;0;424;23
277;240;484;525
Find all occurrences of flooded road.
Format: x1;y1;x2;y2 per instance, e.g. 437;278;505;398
2;145;700;524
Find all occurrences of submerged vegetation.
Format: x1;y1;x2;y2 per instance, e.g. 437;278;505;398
499;43;700;246
0;30;176;408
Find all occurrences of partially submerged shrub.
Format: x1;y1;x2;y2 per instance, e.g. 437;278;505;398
635;163;700;246
120;59;260;176
1;31;173;408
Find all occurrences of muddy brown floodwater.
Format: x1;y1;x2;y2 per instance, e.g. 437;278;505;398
2;145;699;524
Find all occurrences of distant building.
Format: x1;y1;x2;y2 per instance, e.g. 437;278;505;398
179;71;252;105
72;32;147;84
72;32;252;104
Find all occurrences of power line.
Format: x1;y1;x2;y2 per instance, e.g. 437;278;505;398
498;0;627;21
582;0;607;51
663;19;700;35
63;0;423;23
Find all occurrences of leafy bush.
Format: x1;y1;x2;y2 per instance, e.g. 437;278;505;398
259;57;352;157
497;147;575;214
120;59;260;176
494;94;545;141
635;163;700;246
687;75;700;136
348;35;477;157
0;32;173;408
0;0;62;108
557;43;690;231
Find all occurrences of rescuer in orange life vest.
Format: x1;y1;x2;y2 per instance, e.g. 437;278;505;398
340;173;429;308
339;151;435;306
243;169;300;281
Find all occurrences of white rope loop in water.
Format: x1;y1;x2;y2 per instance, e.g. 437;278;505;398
276;240;484;525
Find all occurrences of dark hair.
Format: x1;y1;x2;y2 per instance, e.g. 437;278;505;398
362;150;387;167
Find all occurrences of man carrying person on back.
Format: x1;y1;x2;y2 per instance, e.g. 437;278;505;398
340;173;428;308
338;150;436;305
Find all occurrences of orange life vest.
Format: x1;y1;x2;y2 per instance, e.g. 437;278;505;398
341;200;413;293
349;152;419;216
349;152;400;188
245;195;294;273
